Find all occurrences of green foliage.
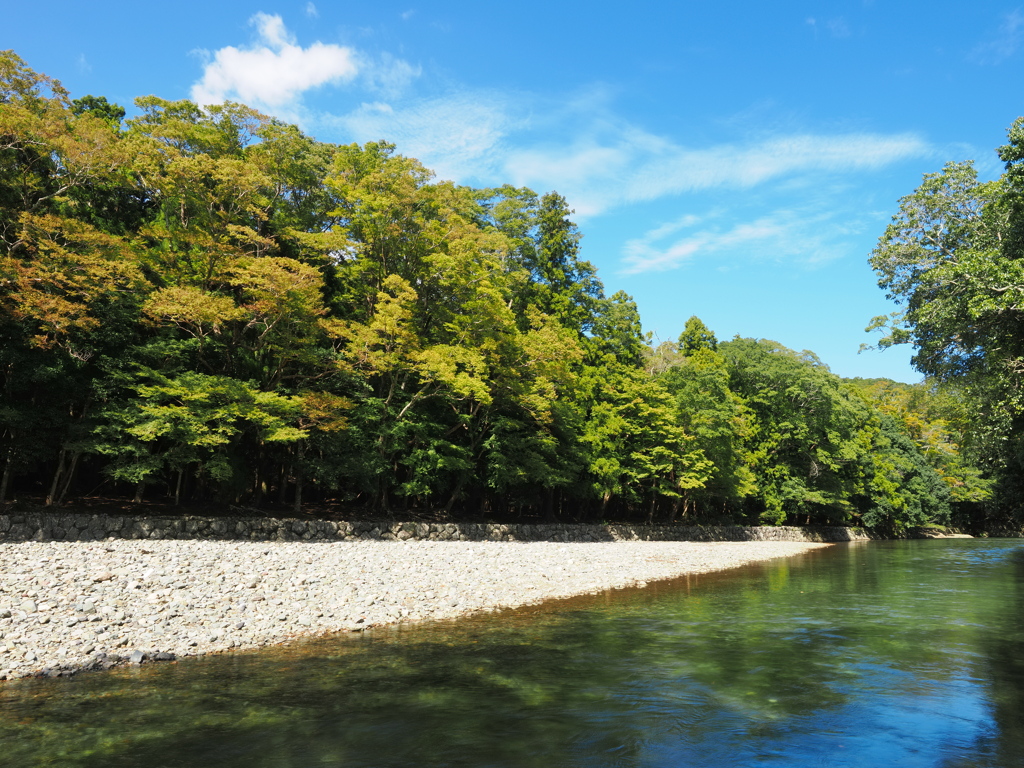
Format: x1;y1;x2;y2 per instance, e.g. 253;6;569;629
720;339;855;524
847;378;993;509
578;361;710;515
855;414;952;532
92;371;303;488
867;120;1024;526
588;291;646;368
717;338;952;530
70;95;125;127
0;52;957;528
678;315;718;355
529;192;604;334
658;346;755;518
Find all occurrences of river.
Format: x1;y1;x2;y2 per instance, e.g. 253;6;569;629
0;538;1021;767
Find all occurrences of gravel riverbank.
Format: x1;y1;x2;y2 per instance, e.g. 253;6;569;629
0;539;829;680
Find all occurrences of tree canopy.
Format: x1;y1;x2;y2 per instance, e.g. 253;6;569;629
0;51;973;532
867;119;1024;527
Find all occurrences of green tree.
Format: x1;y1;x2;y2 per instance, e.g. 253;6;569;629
848;378;992;517
589;290;646;368
659;345;756;519
528;192;604;335
70;95;125;128
867;127;1024;523
578;361;710;520
721;339;872;525
92;370;303;503
678;315;718;355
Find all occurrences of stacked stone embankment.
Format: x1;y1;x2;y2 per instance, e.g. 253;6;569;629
0;511;873;544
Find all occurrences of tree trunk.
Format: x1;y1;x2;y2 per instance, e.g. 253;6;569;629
0;427;16;505
56;450;80;506
134;480;145;504
0;461;10;505
174;469;184;506
444;477;466;516
0;447;12;505
543;488;555;522
292;442;304;515
253;463;263;506
278;459;289;505
46;447;67;506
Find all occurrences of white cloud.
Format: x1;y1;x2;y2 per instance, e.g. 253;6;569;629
805;16;849;39
620;208;848;275
504;141;633;215
339;86;919;215
500;128;928;217
306;2;319;18
826;17;851;38
256;12;292;48
318;81;930;219
971;10;1024;64
641;214;703;242
327;92;519;181
191;13;359;108
626;133;928;199
361;52;422;98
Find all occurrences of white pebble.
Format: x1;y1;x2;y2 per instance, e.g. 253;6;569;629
0;538;826;680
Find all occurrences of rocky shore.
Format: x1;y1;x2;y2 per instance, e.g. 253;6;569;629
0;538;829;680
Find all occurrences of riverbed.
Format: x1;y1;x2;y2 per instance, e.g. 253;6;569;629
1;539;1021;767
0;538;827;679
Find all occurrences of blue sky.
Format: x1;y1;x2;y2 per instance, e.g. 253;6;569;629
6;2;1024;381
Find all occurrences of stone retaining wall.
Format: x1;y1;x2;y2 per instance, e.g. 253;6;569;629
0;512;874;544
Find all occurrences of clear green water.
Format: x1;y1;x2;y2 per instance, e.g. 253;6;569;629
1;539;1023;767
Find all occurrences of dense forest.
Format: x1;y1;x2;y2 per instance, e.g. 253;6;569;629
867;118;1024;531
0;51;1010;532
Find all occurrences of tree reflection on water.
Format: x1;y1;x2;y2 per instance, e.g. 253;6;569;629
0;540;1022;767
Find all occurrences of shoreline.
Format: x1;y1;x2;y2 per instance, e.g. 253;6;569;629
0;539;830;680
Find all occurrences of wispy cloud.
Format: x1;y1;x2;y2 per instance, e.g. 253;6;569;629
624;133;928;198
806;16;851;41
504;123;928;216
971;9;1024;64
326;91;518;181
305;2;319;18
621;207;854;275
826;17;851;38
323;82;930;217
360;52;422;99
191;13;359;108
